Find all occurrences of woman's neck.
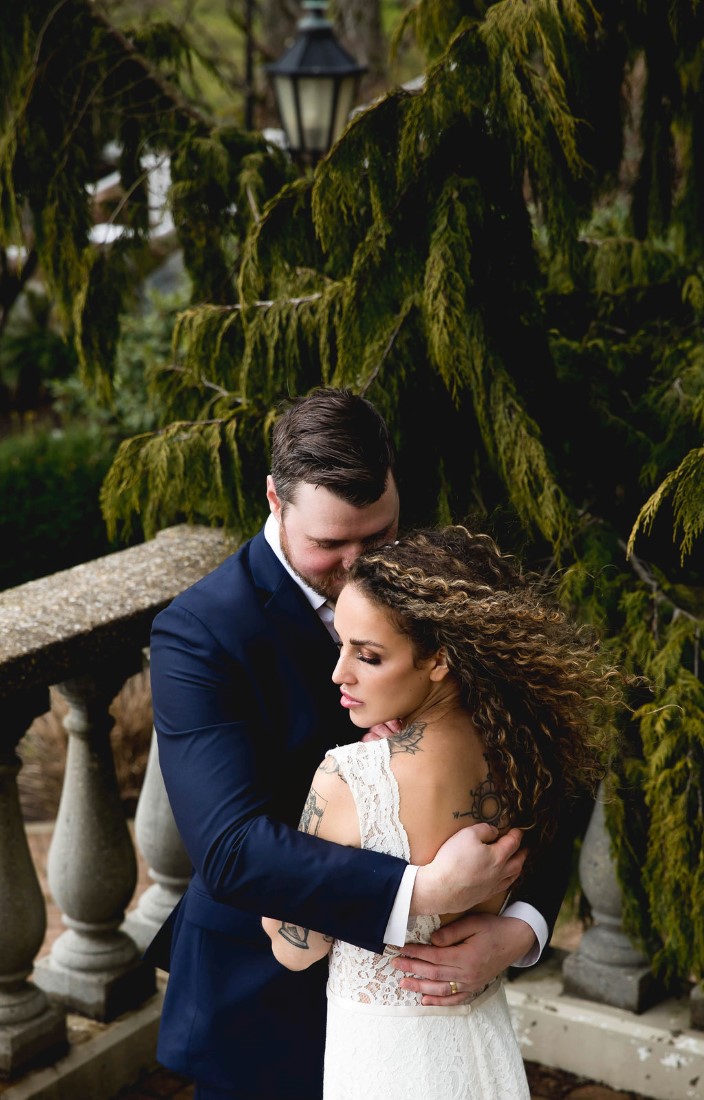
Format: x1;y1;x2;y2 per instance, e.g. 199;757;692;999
398;681;463;734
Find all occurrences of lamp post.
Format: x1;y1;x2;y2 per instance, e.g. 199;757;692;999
266;1;367;165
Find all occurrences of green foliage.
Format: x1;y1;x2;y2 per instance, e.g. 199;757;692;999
638;669;704;985
3;0;704;986
53;286;187;436
629;447;704;565
0;424;122;589
0;288;78;409
0;0;284;401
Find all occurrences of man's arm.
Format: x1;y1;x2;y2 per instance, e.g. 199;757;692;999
150;600;407;954
409;823;526;917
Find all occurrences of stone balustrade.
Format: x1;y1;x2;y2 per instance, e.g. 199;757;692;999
0;525;237;1079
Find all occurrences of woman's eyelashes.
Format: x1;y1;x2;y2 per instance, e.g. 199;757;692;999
334;641;381;666
357;652;380;665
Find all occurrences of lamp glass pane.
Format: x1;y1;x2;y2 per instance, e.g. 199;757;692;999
298;76;335;153
331;76;357;146
273;76;301;150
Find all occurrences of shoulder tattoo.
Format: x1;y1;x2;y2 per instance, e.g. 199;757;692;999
453;754;507;826
299;786;327;835
388;720;426;756
317;756;347;783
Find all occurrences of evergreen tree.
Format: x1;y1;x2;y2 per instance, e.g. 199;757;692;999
1;0;702;991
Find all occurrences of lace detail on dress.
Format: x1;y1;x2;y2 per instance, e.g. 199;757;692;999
324;740;439;1007
321;738;531;1100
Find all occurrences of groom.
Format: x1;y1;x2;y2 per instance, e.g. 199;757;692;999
147;388;569;1099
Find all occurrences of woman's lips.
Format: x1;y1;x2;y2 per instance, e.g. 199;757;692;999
339;691;362;709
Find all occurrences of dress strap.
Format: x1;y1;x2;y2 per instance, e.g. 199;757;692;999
325;741;411;861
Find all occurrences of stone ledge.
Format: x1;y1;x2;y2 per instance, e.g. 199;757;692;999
2;962;702;1100
0;990;164;1100
0;525;238;698
507;954;703;1100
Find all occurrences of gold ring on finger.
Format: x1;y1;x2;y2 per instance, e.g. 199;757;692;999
449;980;458;995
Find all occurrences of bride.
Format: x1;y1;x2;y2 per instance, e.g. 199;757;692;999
263;525;619;1100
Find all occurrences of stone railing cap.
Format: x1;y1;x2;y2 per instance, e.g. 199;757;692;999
0;525;238;698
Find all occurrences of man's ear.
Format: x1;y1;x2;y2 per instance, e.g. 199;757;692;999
429;648;450;682
266;475;282;520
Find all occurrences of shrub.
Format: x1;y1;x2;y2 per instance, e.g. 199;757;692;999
0;422;126;589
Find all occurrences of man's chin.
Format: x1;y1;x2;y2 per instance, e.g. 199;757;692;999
311;577;346;601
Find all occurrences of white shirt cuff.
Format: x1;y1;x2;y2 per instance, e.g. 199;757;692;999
502;901;548;966
384;864;418;946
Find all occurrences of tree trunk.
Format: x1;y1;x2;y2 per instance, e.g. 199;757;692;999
332;0;386;90
258;0;298;59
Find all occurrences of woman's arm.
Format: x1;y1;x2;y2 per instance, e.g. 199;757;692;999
261;916;334;970
262;755;361;970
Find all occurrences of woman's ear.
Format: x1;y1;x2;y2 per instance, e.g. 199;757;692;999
429;648;450;682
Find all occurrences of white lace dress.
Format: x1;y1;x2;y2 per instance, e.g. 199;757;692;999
322;740;530;1100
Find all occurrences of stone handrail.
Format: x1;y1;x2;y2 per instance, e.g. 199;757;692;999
0;525;237;1079
0;525;238;701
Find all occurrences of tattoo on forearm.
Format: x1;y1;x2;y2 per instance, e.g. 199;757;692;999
299;786;327;835
277;923;334;949
278;923;310;949
453;756;506;825
389;721;426;756
317;756;347;784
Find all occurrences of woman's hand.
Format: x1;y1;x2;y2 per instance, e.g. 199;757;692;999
361;719;402;741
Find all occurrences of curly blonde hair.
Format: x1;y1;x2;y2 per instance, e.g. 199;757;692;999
348;526;621;851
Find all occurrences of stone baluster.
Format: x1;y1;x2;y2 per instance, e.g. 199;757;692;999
0;690;67;1078
122;724;191;954
33;670;155;1021
562;787;662;1013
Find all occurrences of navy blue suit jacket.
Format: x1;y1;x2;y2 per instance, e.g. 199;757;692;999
146;530;407;1097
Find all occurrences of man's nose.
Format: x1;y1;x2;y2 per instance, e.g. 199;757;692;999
340;543;364;570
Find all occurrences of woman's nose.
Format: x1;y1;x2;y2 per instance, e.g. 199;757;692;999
332;652;354;685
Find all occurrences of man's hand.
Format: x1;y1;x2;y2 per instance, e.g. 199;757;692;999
361;719;402;742
410;823;526;917
392;914;537;1006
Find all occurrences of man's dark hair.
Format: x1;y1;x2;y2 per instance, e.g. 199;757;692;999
270;388;396;507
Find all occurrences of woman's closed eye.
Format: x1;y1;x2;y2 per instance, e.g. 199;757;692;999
357;652;380;665
334;641;381;666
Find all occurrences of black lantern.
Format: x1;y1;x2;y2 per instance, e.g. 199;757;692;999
266;1;367;163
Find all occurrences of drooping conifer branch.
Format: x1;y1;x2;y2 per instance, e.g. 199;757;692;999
4;0;704;988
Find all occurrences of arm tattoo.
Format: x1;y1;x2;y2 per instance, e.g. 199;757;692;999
317;756;347;783
299;786;327;835
278;923;310;949
388;720;426;756
277;923;334;949
453;755;507;825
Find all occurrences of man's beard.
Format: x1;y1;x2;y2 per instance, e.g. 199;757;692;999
279;523;346;601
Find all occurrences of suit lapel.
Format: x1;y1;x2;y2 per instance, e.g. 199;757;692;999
248;529;339;669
